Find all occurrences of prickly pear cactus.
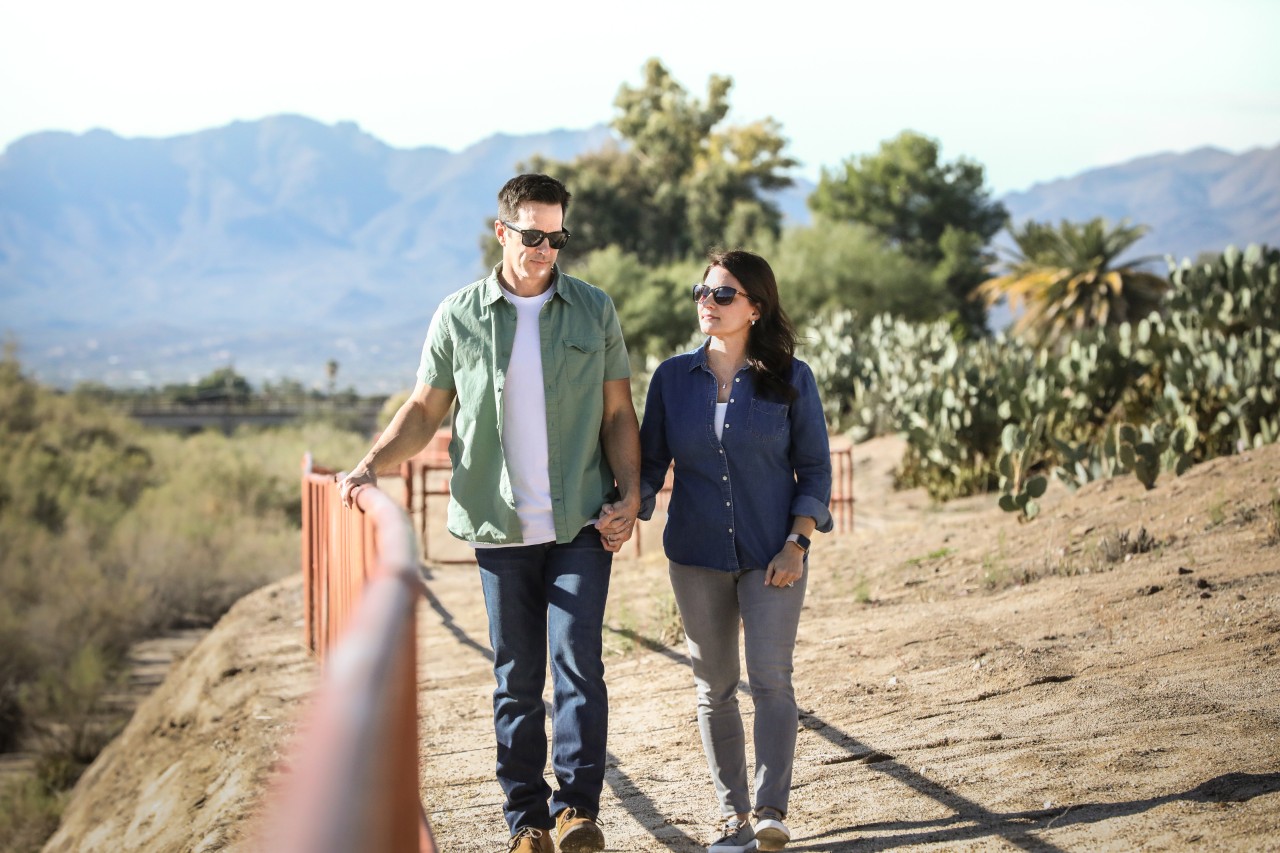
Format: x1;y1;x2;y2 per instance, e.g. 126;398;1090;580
798;243;1279;508
997;415;1047;520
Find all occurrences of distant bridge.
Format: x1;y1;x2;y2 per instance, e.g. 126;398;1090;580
127;403;385;435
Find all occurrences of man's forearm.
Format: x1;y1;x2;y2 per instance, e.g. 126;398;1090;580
601;408;641;508
357;386;452;475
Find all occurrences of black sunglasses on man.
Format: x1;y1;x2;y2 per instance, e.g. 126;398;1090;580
503;221;571;250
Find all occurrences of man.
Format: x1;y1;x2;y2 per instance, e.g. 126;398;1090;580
338;174;640;853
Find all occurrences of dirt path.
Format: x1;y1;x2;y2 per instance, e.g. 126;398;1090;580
44;436;1280;852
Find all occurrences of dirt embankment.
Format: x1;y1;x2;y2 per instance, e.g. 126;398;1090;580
44;437;1280;852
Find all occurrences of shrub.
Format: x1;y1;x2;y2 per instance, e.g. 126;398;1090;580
0;351;370;844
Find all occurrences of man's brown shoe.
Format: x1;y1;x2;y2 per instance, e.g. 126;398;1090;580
555;807;605;852
507;826;554;853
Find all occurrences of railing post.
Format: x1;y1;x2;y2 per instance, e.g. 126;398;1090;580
830;445;855;533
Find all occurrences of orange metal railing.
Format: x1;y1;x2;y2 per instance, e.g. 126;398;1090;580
830;444;855;532
402;430;855;560
258;455;436;853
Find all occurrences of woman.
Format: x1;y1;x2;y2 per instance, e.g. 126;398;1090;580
638;250;833;852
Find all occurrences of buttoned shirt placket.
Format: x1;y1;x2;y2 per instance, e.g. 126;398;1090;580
704;363;750;572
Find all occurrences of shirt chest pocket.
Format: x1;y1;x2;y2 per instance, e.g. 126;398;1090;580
563;336;605;386
747;399;790;441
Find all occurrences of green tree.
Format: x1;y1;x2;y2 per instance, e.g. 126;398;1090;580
768;219;949;321
185;367;253;405
975;217;1168;348
509;58;797;267
571;247;704;367
810;130;1007;334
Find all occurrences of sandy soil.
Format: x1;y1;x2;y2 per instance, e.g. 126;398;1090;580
43;436;1280;852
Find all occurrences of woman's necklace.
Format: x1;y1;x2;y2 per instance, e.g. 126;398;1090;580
712;357;747;392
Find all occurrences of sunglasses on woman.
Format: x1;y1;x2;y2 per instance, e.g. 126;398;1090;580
503;221;571;250
692;283;754;306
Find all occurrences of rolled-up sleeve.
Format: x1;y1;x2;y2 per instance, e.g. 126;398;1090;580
788;361;834;533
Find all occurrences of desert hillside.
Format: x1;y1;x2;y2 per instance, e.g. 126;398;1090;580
43;436;1280;852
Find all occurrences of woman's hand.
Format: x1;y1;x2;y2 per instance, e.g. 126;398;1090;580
764;543;805;588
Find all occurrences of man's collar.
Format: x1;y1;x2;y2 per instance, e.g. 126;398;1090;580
484;263;569;304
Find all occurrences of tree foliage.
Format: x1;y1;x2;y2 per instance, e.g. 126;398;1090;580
515;58;798;266
810;130;1007;334
570;247;704;367
767;219;950;322
186;366;253;404
976;218;1168;348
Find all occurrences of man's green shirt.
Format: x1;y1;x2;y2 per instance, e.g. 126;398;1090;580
417;265;631;544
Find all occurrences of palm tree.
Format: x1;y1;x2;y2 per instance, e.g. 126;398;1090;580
976;218;1168;347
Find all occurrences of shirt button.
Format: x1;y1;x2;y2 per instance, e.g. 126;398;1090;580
725;501;731;507
729;398;735;403
728;527;734;534
722;475;727;481
734;377;740;382
724;424;730;429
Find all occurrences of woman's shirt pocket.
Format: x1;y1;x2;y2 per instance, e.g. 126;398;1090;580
747;399;789;441
563;336;605;385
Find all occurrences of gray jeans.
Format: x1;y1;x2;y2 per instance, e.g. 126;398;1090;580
669;561;806;817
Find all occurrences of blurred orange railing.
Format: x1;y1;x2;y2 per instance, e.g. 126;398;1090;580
402;431;854;561
258;455;436;853
830;443;855;532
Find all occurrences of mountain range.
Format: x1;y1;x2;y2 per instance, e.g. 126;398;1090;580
1;115;1276;393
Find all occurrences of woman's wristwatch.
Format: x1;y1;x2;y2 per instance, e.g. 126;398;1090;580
786;532;811;553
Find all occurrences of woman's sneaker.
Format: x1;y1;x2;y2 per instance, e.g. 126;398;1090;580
753;807;791;851
707;814;757;852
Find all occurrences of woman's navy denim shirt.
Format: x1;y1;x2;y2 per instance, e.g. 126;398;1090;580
638;344;833;572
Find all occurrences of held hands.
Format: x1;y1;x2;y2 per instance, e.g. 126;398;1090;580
595;496;640;553
764;542;805;589
338;466;378;510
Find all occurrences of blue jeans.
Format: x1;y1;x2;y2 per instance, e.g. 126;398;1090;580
475;525;613;833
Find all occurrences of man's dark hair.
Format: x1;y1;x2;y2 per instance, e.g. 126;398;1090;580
498;173;572;222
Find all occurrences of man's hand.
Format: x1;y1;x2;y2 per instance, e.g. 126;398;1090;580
596;496;640;552
598;376;641;553
338;466;377;509
337;381;455;510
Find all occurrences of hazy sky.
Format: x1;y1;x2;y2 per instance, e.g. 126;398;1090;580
3;0;1278;194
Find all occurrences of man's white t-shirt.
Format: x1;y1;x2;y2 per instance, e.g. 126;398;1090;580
483;285;557;546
